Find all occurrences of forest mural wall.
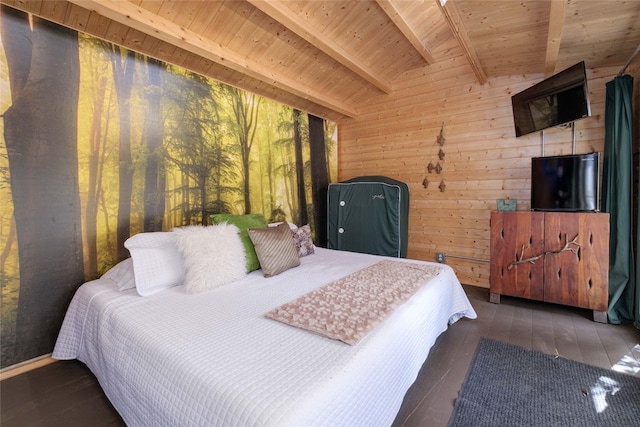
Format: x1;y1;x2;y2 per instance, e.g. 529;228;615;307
0;7;337;369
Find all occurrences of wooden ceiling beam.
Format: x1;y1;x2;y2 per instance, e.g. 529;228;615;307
68;0;359;118
376;0;435;65
544;0;567;77
248;0;392;94
437;0;487;85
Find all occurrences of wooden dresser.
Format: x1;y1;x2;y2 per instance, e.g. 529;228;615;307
489;211;609;322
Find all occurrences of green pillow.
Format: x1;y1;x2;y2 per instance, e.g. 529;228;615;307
210;214;268;272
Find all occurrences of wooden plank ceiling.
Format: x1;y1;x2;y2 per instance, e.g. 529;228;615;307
3;0;640;121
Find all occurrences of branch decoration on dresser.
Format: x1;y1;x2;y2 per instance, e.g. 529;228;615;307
508;234;581;271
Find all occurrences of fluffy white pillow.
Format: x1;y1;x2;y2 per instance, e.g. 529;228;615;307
124;232;186;296
172;223;247;294
101;258;136;291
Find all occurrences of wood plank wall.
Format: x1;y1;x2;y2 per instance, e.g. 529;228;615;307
337;52;623;288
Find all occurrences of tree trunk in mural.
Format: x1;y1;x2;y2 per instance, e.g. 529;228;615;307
143;58;166;232
109;46;136;260
85;76;108;278
0;221;16;272
1;7;30;99
1;8;84;363
226;87;261;214
267;139;276;217
308;114;329;247
282;148;295;221
164;73;229;225
293;109;308;225
211;142;234;216
194;103;209;225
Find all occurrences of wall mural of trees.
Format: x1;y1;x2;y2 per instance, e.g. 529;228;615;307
0;7;337;368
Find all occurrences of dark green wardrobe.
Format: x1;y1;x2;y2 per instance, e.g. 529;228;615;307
327;176;409;258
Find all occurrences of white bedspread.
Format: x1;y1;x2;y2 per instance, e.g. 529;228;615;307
53;248;476;427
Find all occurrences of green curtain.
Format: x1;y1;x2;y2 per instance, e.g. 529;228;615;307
602;74;635;325
637;148;640;328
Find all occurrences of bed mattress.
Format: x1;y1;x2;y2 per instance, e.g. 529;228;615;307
53;248;476;426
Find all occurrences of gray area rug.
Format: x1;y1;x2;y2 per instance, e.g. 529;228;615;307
448;337;640;427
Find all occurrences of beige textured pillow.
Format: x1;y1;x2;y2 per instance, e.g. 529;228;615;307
248;222;300;277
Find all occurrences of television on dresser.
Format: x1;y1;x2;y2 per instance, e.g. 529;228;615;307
531;152;600;212
512;61;591;137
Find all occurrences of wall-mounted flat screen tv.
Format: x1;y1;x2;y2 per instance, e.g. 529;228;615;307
512;61;591;137
531;152;599;212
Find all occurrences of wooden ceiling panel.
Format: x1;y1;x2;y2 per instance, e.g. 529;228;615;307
375;0;435;65
185;3;219;35
302;1;355;33
156;1;189;27
323;1;428;77
230;4;383;104
134;1;162;15
63;2;92;32
136;30;162;56
452;0;550;76
199;0;254;47
38;0;68;22
406;1;455;59
104;16;134;46
120;27;154;53
81;7;114;38
2;0;639;120
558;0;640;71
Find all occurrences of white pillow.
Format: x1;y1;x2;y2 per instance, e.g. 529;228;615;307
101;258;136;291
172;223;247;294
124;232;186;296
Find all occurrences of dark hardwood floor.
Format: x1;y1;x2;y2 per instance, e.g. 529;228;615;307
393;286;640;427
1;285;638;427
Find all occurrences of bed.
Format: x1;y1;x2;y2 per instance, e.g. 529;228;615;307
53;245;476;426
